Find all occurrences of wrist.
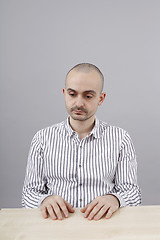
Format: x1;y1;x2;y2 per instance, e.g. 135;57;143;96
106;194;120;207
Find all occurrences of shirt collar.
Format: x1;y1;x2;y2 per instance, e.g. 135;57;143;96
64;117;102;139
65;117;75;137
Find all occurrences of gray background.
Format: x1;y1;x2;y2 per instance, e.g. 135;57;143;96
0;0;160;208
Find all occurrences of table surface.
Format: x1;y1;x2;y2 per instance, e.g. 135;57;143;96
0;205;160;240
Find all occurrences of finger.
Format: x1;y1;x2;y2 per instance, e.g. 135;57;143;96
58;201;70;218
83;200;98;218
65;201;75;213
105;207;114;219
46;204;57;220
80;205;88;213
94;206;109;220
52;202;63;220
40;206;48;219
87;203;103;220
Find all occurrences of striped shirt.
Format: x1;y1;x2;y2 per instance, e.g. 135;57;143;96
22;117;141;208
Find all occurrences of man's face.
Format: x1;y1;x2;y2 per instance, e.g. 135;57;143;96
63;70;106;121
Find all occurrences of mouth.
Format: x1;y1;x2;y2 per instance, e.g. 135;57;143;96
71;107;87;115
73;110;84;114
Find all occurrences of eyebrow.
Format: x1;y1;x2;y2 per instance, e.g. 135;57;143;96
67;88;97;95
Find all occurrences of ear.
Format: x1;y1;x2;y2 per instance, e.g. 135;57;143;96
98;92;106;106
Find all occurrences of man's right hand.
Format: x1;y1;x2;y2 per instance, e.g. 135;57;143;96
40;195;75;220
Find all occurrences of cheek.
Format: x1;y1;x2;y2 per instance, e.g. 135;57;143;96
93;98;101;106
89;101;99;110
65;97;74;106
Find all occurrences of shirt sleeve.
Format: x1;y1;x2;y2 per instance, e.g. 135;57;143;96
108;131;142;207
22;131;52;208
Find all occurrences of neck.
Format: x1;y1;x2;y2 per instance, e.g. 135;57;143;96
69;116;95;140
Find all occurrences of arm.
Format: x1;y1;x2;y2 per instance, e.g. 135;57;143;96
22;131;49;208
109;132;142;207
22;131;74;219
81;132;141;220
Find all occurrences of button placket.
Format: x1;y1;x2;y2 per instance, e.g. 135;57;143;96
77;140;84;207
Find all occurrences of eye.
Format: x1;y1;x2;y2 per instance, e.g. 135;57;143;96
86;95;92;99
69;92;76;97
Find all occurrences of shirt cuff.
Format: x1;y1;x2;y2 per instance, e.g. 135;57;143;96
38;194;53;207
108;193;127;207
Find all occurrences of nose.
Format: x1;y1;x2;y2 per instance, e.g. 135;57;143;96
76;95;84;108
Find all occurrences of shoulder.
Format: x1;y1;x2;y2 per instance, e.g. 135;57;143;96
99;119;134;142
32;120;65;142
99;120;133;144
99;120;127;135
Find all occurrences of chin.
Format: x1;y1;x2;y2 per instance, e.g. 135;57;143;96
72;117;87;121
71;114;93;122
70;114;85;121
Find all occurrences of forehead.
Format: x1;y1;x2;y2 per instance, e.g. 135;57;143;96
66;70;102;92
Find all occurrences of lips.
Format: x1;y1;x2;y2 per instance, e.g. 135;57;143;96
74;110;84;114
71;107;87;114
71;107;87;115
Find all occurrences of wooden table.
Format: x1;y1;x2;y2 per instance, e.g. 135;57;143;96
0;206;160;240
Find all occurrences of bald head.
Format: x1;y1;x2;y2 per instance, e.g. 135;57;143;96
66;63;104;92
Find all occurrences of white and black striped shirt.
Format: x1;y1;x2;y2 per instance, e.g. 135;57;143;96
22;118;141;208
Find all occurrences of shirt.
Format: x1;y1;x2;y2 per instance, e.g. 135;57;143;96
22;117;141;208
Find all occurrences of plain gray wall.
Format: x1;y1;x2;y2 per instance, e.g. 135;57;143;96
0;0;160;208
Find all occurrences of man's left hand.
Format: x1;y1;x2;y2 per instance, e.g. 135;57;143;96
81;194;120;220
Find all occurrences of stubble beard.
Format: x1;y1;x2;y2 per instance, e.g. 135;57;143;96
66;106;93;122
70;110;95;122
71;115;90;121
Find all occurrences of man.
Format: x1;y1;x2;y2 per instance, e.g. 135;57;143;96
22;63;141;220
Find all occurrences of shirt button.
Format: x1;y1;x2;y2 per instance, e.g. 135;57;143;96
79;164;82;167
80;199;82;202
79;183;82;186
